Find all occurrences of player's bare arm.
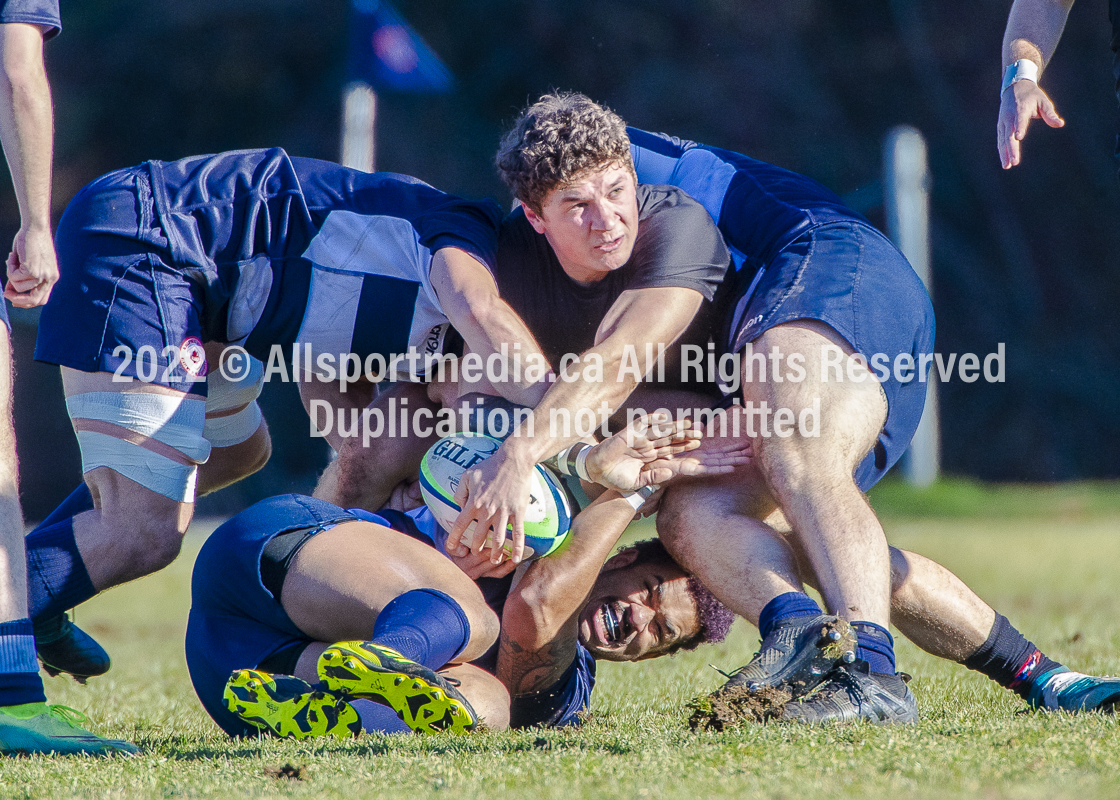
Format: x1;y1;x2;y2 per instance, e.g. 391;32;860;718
0;22;57;308
998;0;1074;168
429;246;552;407
497;488;644;695
448;285;702;561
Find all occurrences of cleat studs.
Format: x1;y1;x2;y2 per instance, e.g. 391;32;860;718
747;682;761;691
829;630;842;642
842;651;856;663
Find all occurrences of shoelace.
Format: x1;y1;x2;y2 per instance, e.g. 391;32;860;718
47;705;91;729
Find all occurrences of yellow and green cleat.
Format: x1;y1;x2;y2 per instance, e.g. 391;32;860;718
318;642;477;734
223;669;362;740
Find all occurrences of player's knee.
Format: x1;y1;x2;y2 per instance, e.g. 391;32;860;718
466;603;501;654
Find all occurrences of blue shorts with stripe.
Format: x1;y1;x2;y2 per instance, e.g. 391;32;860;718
721;222;935;491
35;167;210;394
185;494;369;737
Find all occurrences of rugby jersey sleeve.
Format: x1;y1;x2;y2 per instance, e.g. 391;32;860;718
626;185;730;302
410;194;504;273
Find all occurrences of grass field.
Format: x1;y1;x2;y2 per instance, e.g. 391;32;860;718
2;480;1119;799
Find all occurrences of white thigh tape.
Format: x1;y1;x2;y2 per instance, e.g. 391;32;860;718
66;391;211;462
205;355;265;414
75;430;198;502
204;401;263;448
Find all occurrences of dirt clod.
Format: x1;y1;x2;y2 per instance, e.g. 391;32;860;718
265;763;307;781
687;686;792;731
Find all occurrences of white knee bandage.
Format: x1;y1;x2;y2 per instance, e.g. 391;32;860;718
204;402;263;448
67;391;211;503
205;355;264;413
204;355;265;448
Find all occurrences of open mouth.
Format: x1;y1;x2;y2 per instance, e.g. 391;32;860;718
597;602;625;645
595;236;623;253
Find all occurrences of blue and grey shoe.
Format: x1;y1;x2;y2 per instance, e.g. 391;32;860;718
718;614;857;699
1028;668;1120;713
780;660;919;725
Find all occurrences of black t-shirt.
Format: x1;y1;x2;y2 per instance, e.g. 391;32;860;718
493;184;730;382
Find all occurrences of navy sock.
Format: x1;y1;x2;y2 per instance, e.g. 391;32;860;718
25;518;97;622
35;485;94;531
0;619;46;706
757;592;823;639
370;589;471;671
351;698;413;734
963;613;1063;701
853;621;896;675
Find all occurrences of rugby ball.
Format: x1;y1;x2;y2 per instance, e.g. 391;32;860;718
418;432;572;559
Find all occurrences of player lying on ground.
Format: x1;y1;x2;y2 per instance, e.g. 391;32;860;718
24;149;567;682
185;415;744;737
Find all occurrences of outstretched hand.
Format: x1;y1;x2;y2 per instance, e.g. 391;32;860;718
998;79;1064;169
587;412;751;493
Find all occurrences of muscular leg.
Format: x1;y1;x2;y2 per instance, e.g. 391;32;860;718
279;521;499;664
746;320;890;626
51;368;201;596
0;328;46;707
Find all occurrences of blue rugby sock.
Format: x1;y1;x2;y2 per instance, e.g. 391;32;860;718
36;484;94;530
853;621;896;675
25;518;97;622
757;592;823;639
963;613;1062;701
350;698;413;734
0;619;47;706
370;589;471;671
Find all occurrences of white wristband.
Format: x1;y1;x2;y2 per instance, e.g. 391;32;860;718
1001;59;1039;95
574;444;592;482
622;484;660;510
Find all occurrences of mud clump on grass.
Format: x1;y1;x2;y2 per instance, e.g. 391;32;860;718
687;686;792;731
265;763;308;781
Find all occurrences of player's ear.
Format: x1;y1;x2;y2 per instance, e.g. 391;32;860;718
602;547;640;572
522;204;547;235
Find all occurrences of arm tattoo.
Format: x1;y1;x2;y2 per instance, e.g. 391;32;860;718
497;627;578;696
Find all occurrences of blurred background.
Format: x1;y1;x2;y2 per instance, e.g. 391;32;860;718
6;0;1119;520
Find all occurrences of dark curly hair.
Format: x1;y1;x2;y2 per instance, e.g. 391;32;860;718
619;537;735;654
496;91;634;213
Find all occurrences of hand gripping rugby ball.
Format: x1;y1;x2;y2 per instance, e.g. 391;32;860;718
419;432;572;559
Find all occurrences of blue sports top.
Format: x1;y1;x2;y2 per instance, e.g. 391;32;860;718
0;0;60;38
628;128;869;280
146;148;502;377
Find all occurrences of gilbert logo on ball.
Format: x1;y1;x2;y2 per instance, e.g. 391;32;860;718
419;432;572;560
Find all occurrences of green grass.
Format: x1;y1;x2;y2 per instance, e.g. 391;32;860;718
3;483;1120;798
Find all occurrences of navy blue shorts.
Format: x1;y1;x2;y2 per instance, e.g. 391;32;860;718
35;167;209;394
722;222;935;491
185;494;373;737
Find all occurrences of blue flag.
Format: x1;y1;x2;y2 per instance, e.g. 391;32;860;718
347;0;454;93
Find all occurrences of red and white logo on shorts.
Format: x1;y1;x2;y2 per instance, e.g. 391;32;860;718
179;337;207;377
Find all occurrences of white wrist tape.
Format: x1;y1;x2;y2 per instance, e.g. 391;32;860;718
622;484;660;510
1001;59;1039;94
574;445;592;482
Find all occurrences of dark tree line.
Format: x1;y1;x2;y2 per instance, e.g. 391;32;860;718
8;0;1118;518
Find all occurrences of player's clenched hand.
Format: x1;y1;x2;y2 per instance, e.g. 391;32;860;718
5;226;59;308
448;545;519;580
998;79;1064;169
449;447;532;564
586;412;751;492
